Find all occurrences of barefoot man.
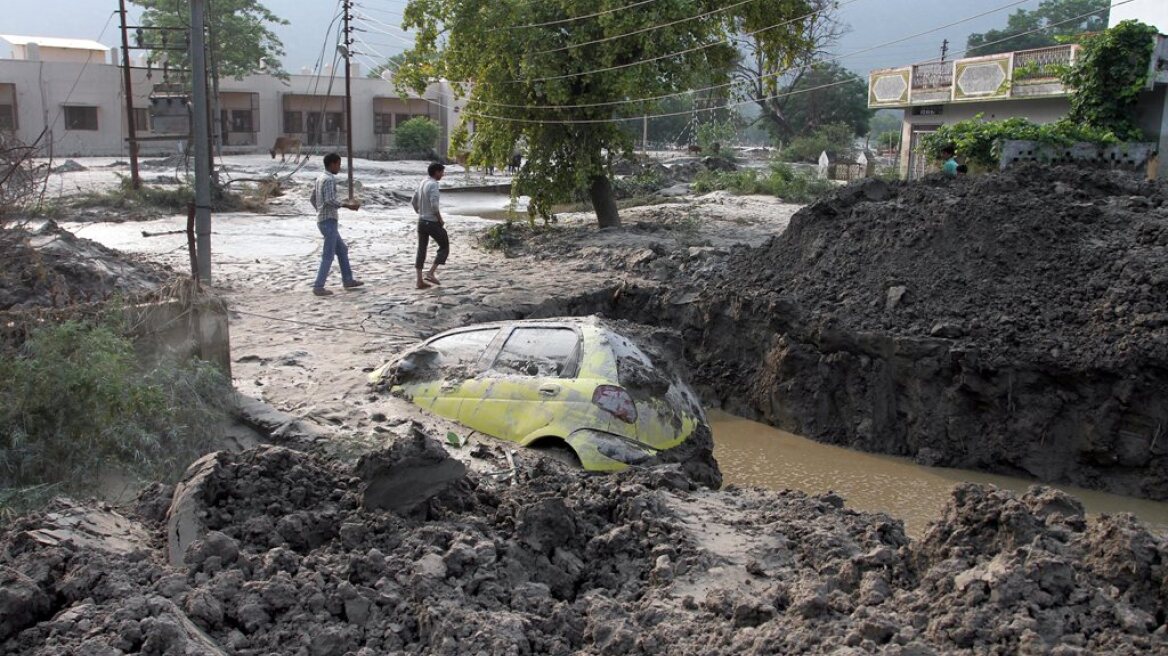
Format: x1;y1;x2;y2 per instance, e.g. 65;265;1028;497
310;152;363;296
411;162;449;289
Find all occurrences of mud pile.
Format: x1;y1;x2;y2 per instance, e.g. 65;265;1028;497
3;438;1166;654
569;166;1168;499
720;167;1168;370
0;221;166;311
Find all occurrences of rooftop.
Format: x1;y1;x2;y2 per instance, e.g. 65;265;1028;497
0;34;110;51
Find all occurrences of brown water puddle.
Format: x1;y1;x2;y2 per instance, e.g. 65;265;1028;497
709;409;1168;537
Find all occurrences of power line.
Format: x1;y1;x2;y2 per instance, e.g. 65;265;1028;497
492;0;660;31
520;0;1030;84
356;0;1129;125
531;0;763;55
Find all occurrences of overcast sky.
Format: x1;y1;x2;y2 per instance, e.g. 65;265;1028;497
5;0;1046;74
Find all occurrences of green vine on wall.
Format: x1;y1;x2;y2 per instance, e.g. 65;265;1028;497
1060;19;1158;140
922;115;1118;168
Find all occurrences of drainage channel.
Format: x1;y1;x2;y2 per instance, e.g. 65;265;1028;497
710;409;1168;537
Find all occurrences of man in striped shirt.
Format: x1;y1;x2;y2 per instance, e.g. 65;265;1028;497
310;153;363;296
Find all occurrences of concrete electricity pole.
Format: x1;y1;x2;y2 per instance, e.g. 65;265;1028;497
342;0;356;201
190;0;212;283
117;0;141;189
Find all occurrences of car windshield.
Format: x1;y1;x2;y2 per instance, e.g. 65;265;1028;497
427;329;498;368
490;327;580;378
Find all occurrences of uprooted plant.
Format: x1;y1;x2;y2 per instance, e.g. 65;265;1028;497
0;319;235;521
0;133;49;226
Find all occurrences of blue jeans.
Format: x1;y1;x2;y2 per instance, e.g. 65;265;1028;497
313;219;353;289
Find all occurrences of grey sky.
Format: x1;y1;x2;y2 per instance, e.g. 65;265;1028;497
5;0;1045;74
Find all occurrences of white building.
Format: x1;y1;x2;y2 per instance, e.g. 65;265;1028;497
0;34;464;158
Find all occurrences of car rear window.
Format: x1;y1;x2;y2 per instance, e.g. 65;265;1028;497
427;329;498;367
491;328;580;377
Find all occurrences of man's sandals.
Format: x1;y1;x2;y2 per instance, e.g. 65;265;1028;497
423;272;441;286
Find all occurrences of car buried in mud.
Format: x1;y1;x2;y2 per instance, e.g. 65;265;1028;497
369;317;706;472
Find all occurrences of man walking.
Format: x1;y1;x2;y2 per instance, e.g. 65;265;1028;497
311;153;363;296
411;162;449;289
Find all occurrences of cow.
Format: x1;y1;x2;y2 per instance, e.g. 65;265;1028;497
270;136;303;163
506;152;522;174
686;144;702;154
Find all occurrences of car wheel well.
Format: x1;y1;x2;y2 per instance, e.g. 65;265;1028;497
526;436;582;467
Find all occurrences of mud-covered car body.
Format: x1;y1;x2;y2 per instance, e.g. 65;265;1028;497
369;317;705;471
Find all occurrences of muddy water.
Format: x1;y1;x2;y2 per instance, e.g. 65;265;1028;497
709;410;1168;536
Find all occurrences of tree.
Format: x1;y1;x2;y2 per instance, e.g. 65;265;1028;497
132;0;288;79
867;110;902;140
782;121;855;163
778;62;871;139
368;53;408;80
965;0;1109;57
394;117;441;153
734;0;846;143
396;0;819;227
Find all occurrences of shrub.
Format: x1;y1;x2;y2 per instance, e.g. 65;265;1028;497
920;115;1119;168
692;161;834;203
1061;20;1159;140
395;117;441;153
695;119;737;156
0;321;234;519
782;122;856;164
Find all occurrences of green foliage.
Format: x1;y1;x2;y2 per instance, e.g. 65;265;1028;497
396;0;819;227
782;122;856;163
780;62;873;138
692;160;833;203
695;119;738;155
131;0;288;79
394;117;441;154
920;115;1119;168
1061;20;1158;140
966;0;1109;56
867;110;902;139
613;167;670;199
0;321;233;519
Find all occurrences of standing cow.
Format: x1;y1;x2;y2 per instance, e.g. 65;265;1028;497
270;137;303;163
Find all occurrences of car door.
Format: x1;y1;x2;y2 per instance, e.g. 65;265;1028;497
401;328;501;421
456;326;590;443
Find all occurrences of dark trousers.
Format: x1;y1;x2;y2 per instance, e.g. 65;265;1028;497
416;220;449;270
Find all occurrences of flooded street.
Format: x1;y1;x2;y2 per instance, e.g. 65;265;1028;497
710;410;1168;536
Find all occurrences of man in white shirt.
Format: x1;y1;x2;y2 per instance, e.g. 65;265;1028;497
410;162;449;289
310;153;363;296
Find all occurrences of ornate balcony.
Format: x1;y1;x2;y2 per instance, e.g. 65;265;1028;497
868;43;1080;108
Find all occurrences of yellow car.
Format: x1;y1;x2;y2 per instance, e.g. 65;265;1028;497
369;317;706;472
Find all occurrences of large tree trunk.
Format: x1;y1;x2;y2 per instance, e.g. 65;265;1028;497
589;175;620;228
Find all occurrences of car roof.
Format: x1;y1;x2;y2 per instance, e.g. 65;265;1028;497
427;316;602;341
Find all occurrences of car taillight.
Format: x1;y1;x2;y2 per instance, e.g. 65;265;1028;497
592;385;638;424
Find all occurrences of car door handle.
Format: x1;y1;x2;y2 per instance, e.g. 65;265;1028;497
538;384;561;396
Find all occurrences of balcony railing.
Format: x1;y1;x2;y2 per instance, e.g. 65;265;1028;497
1012;44;1076;82
869;43;1081;108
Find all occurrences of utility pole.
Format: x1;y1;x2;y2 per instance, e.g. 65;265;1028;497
118;0;141;189
191;0;212;283
940;39;949;62
342;0;355;201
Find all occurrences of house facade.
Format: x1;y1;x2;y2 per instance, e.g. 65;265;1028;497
0;34;464;159
868;20;1168;179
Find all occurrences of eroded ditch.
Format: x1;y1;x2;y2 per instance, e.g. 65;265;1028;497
476;166;1168;503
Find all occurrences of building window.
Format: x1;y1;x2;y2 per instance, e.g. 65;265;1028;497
283;110;303;133
0;104;14;131
64;106;98;131
133;108;150;132
231;109;254;132
325;111;345;133
374;113;393;134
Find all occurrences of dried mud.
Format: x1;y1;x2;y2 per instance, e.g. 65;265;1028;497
2;434;1166;655
526;167;1168;500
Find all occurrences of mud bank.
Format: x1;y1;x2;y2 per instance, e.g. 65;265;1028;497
3;435;1167;655
500;167;1168;500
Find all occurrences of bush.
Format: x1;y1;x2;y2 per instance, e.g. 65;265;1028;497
695;119;737;156
395;117;441;153
782;122;856;164
0;321;234;519
692;161;834;203
920;115;1119;168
